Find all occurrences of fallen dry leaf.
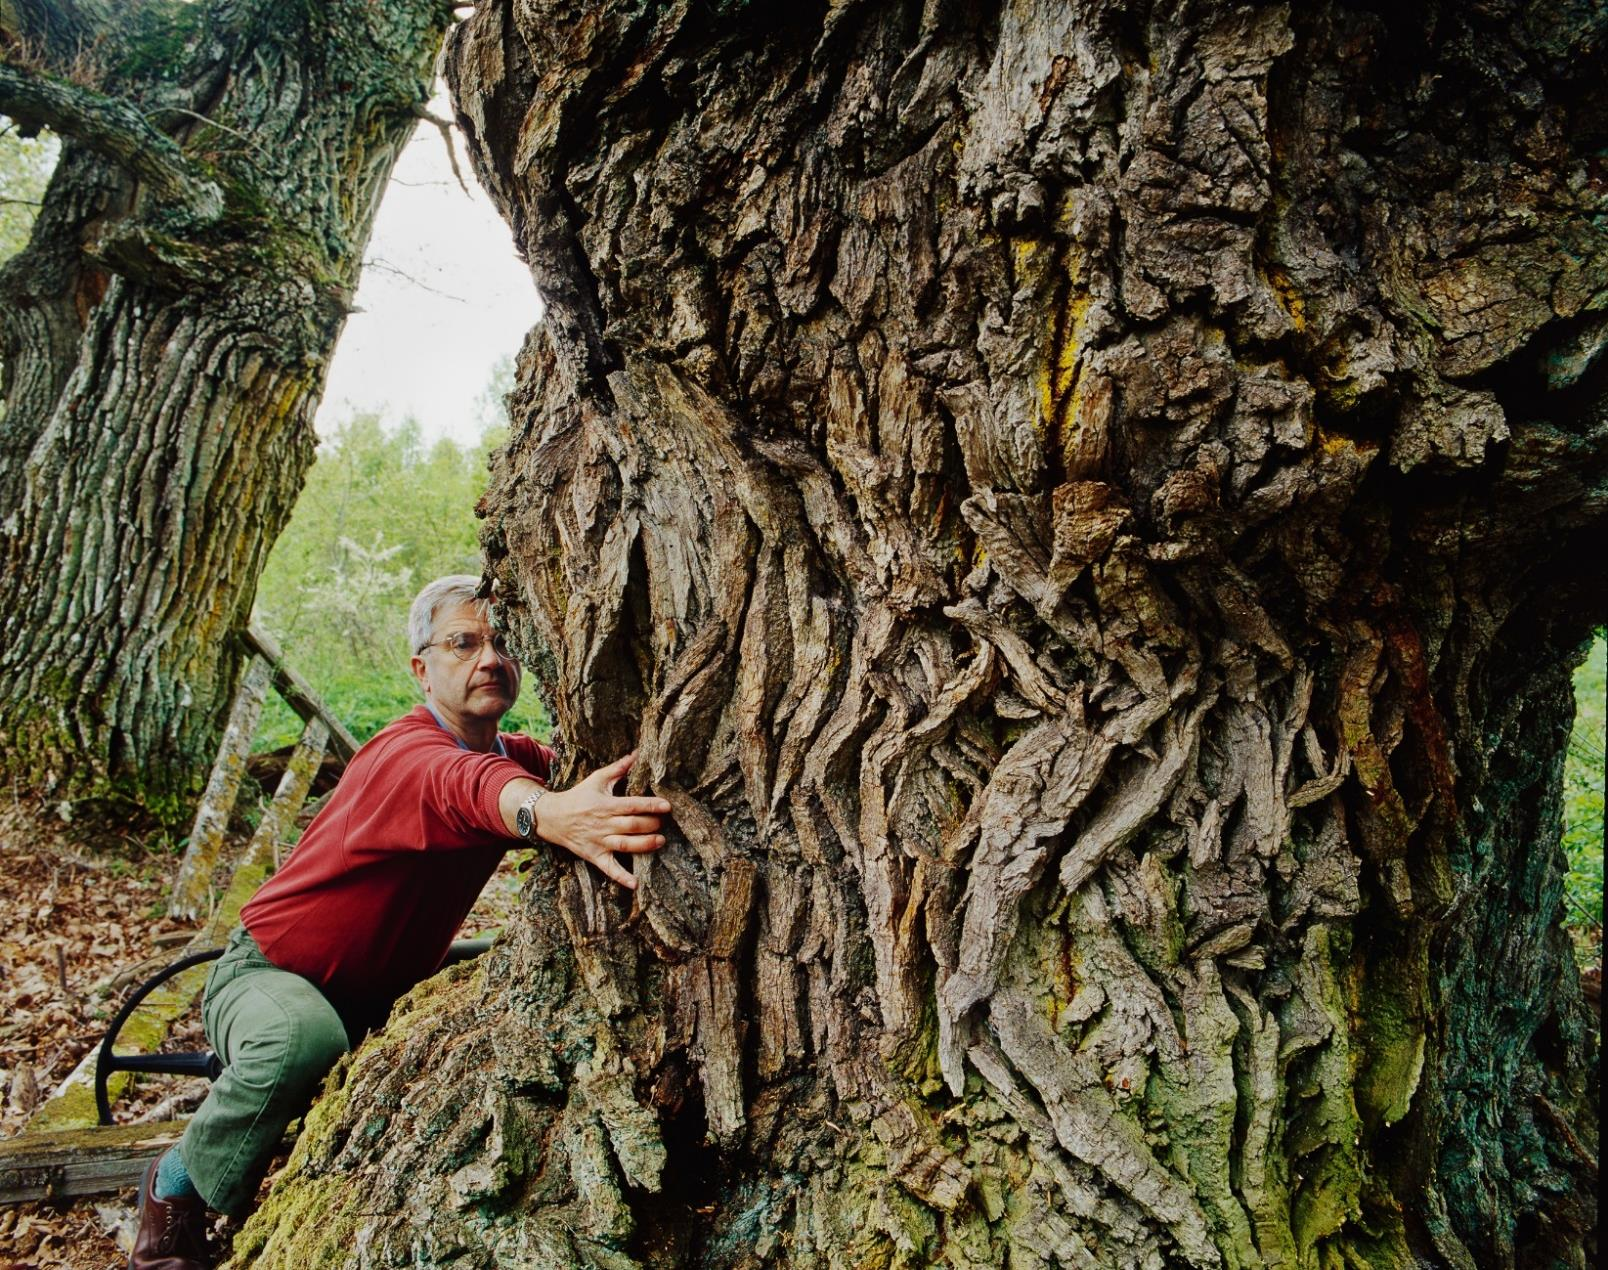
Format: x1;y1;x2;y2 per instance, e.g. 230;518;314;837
0;797;526;1267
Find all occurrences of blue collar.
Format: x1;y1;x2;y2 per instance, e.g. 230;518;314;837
425;702;508;757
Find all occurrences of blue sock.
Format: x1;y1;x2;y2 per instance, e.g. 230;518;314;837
153;1147;200;1202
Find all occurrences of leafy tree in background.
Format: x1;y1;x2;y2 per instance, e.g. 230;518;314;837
0;124;54;265
1564;634;1605;939
252;395;548;748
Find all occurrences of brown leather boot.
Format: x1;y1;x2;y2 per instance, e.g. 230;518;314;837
128;1157;213;1269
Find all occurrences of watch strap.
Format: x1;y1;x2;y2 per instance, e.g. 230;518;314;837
515;785;547;839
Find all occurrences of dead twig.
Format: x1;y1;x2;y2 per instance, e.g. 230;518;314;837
358;255;469;302
132;1083;208;1125
412;103;470;196
148;105;271;162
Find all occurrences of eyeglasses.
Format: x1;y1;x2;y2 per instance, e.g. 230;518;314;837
418;631;519;663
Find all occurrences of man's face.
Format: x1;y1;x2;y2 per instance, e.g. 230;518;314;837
409;600;522;724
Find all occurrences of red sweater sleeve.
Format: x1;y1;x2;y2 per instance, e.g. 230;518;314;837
390;740;539;845
240;709;556;1001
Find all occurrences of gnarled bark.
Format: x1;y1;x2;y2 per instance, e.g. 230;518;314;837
0;0;447;808
237;2;1602;1266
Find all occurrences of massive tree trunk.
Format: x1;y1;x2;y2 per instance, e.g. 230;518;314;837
234;2;1602;1266
0;0;447;810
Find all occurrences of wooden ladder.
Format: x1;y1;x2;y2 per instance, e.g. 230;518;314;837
0;625;358;1203
168;624;359;922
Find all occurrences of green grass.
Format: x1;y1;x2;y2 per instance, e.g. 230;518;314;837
1562;631;1605;944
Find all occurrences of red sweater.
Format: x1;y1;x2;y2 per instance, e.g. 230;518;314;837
242;706;554;1006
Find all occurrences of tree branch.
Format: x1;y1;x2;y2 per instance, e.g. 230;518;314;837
413;103;471;196
0;61;222;223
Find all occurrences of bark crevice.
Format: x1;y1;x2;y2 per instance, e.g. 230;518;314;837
237;0;1600;1265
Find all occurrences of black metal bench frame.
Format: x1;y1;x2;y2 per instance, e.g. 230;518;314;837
94;939;494;1126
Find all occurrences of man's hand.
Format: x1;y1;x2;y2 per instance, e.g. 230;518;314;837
515;753;670;889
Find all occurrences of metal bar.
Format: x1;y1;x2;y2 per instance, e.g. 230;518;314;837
94;949;223;1126
100;1053;222;1079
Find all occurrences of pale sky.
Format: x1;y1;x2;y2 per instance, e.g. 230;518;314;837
318;89;543;445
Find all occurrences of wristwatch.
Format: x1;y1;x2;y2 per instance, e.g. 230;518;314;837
515;785;547;839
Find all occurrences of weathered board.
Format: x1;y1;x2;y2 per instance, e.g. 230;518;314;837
171;654;273;920
0;1120;185;1203
243;624;360;764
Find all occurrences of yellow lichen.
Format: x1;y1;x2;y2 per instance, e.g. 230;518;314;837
1032;239;1093;477
1268;265;1307;333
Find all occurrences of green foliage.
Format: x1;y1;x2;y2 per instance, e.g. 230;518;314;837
0;123;57;264
1562;631;1604;941
252;403;547;750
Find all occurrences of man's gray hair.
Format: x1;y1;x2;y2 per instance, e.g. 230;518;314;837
407;575;486;654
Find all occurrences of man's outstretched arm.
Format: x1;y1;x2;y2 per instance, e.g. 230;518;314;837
497;752;670;889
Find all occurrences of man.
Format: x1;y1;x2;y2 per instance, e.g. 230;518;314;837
130;576;670;1269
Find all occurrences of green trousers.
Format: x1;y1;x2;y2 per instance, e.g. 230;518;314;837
177;927;353;1216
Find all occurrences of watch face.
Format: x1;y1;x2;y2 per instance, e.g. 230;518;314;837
516;806;534;838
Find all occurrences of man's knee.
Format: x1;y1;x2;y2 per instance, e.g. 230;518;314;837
283;1005;349;1079
231;991;349;1095
270;1001;350;1096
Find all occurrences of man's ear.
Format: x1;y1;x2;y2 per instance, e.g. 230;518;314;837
410;655;431;696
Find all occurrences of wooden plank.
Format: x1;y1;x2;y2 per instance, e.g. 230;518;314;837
0;1122;294;1204
243;623;361;765
170;654;273;920
228;716;329;891
0;1120;186;1203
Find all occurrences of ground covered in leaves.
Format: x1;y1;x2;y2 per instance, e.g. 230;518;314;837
0;783;526;1269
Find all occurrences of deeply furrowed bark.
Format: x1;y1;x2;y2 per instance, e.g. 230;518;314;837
236;2;1603;1267
0;0;447;809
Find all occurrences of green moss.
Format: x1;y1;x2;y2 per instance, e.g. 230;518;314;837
116;0;210;83
1325;1227;1419;1270
224;1171;367;1268
1353;968;1427;1129
1291;1142;1364;1250
300;1052;357;1145
891;995;943;1089
1142;970;1258;1268
879;1183;940;1262
975;1166;1006;1222
1282;927;1368;1260
0;707;205;827
1124;854;1186;977
25;1080;105;1134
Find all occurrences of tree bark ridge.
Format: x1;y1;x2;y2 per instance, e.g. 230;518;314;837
0;0;449;804
237;1;1601;1266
